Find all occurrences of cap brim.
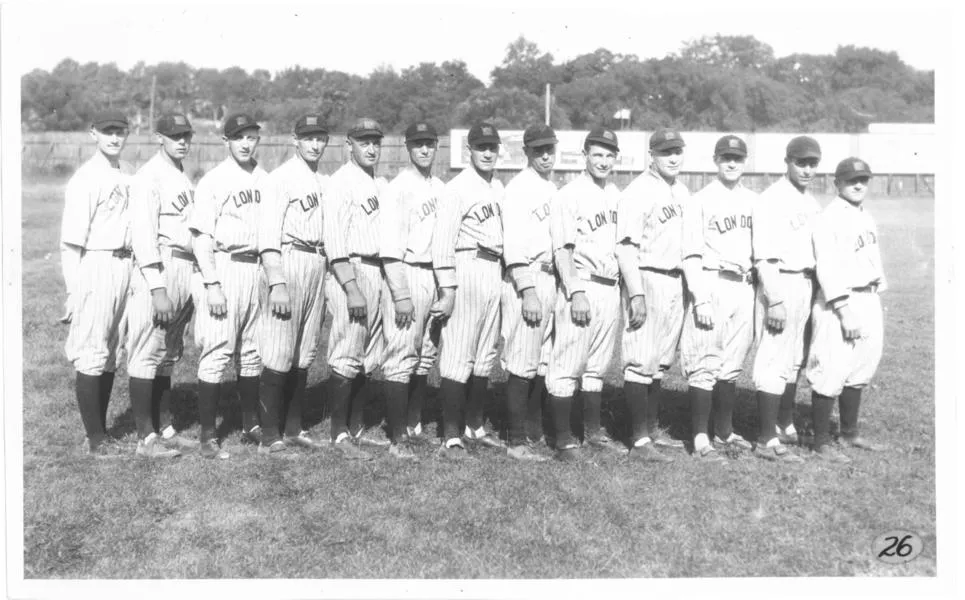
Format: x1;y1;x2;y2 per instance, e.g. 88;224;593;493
525;137;558;148
349;129;383;139
94;120;129;130
716;149;747;157
406;134;438;142
789;150;821;159
296;127;329;136
651;141;685;151
469;136;500;145
160;125;193;136
586;137;619;151
840;170;872;180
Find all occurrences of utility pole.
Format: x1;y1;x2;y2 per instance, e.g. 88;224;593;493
544;83;551;126
148;73;157;131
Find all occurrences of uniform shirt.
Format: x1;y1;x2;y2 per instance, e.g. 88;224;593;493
323;160;387;262
432;167;505;288
681;178;757;273
380;166;444;264
617;168;691;270
752;176;821;271
258;154;328;253
502;167;557;291
190;156;267;253
550;172;620;293
812;196;887;304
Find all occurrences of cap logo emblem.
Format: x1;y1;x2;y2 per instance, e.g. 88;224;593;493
174;116;186;125
417;124;427;131
603;131;614;139
853;160;865;170
729;139;739;148
666;132;676;139
306;117;317;125
482;127;493;135
237;116;247;125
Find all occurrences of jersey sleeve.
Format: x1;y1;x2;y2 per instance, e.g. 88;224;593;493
751;193;781;264
129;172;163;267
378;176;407;261
60;170;94;249
681;191;705;261
616;180;648;248
189;171;219;238
431;180;462;288
549;186;577;252
811;210;849;304
323;172;352;262
502;179;531;268
257;171;288;254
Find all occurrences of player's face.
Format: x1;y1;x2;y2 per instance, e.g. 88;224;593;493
525;144;556;175
715;153;746;183
406;139;438;170
836;175;870;204
786;157;819;189
90;126;129;158
295;133;329;163
469;142;499;173
225;127;260;164
651;147;684;179
349;135;382;169
584;143;616;181
158;131;192;161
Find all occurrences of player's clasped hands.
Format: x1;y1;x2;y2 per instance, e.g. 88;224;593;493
151;288;176;327
570;291;591;326
626;295;647;331
765;302;786;333
394;297;415;328
206;283;228;319
268;283;292;319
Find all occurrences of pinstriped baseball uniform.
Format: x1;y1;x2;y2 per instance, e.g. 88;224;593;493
679;179;757;391
62;152;134;375
545;173;622;398
126;152;196;380
751;176;821;395
323;160;387;379
257;155;329;372
618;168;691;385
432;166;504;383
189;156;267;383
806;196;886;396
500;167;557;379
380;166;443;383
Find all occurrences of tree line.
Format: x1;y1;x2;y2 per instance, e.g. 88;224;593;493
21;35;933;135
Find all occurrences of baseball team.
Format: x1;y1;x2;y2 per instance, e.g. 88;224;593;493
59;108;887;465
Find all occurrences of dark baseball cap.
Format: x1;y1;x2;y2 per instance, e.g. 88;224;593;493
92;110;129;131
404;122;438;143
348;118;384;139
650;128;685;151
156;113;193;137
835;157;873;181
714;135;747;157
786;136;821;159
294;114;328;136
585;127;619;152
467;122;500;146
523;124;558;148
223;113;261;138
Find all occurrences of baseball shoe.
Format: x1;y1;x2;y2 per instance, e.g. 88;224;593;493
693;444;727;463
555;445;582;463
200;439;230;460
136;434;181;460
464;428;507;450
524;437;555;458
283;431;325;450
83;437;125;459
240;426;263;446
713;433;753;451
353;428;391;448
585;431;628;455
776;425;800;445
753;442;805;463
438;441;474;461
160;432;201;451
257;440;291;457
507;443;550;462
331;435;374;461
629;443;674;463
389;442;420;462
651;428;686;450
812;443;852;464
838;435;887;452
405;425;430;445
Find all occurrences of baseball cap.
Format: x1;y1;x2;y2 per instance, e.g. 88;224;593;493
348;118;384;139
92;110;129;131
467;122;500;146
834;157;873;181
404;122;438;143
523;124;558;148
650;128;685;151
786;136;821;159
294;114;329;136
156;113;193;137
714;135;747;157
585;127;619;152
223;113;261;138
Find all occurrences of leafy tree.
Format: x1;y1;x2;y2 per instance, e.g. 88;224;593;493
490;36;560;96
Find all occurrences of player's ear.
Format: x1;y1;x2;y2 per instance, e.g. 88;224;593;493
89;126;98;142
222;135;229;146
155;132;165;146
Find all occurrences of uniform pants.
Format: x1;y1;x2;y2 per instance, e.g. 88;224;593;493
65;251;132;375
623;269;685;385
381;263;438;383
259;246;327;372
325;258;384;379
752;272;813;395
806;288;883;397
500;267;556;379
437;252;502;383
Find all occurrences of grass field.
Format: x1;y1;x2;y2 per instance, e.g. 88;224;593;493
18;176;936;583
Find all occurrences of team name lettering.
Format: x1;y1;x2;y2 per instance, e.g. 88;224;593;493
587;210;612;232
657;203;682;225
532;202;551;222
232;189;261;208
171;190;191;213
299;192;319;212
855;230;878;251
419;197;438;220
472;203;497;223
361;196;380;216
712;214;752;234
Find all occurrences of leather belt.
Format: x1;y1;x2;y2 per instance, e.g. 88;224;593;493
406;262;433;270
578;271;618;287
229;251;259;264
457;247;502;263
350;254;381;267
779;268;815;278
852;283;879;293
84;248;131;259
716;269;753;284
641;266;682;278
291;242;326;256
171;248;196;262
537;262;555;275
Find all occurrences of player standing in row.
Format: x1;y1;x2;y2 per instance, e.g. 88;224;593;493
546;127;624;462
617;127;689;461
126;112;203;459
256;114;331;456
806;157;887;462
500;124;559;461
751;136;822;461
432;122;506;460
61;110;135;457
323;118;388;460
679;135;761;462
379;122;445;460
189;113;268;460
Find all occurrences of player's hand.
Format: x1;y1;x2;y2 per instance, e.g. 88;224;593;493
694;301;715;330
430;290;455;322
345;285;367;322
836;304;862;340
765;302;786;333
521;288;541;326
570;291;590;326
394;297;415;328
206;284;228;318
627;295;647;331
59;294;73;325
151;288;176;327
268;284;292;319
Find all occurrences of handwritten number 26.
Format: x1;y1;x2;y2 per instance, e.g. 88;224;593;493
878;535;913;558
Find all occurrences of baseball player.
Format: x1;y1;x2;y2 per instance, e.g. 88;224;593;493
751;136;822;461
379;122;445;460
255;114;331;456
431;122;506;460
126;112;203;459
323;117;388;460
500;123;559;461
805;157;887;463
60;109;134;457
189;113;268;460
616;127;690;461
546;127;624;462
679;135;761;463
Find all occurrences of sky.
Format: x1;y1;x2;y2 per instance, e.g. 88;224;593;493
3;0;947;82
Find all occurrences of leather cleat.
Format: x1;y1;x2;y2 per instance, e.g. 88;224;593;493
465;429;507;450
137;434;182;459
812;443;852;464
438;441;474;461
753;442;804;463
693;444;727;463
332;437;374;460
714;433;753;451
161;432;201;451
257;440;289;456
283;431;325;450
555;445;582;462
507;443;550;462
354;428;391;447
84;437;126;459
389;442;420;461
240;426;263;446
776;425;800;445
651;428;686;449
201;439;230;460
585;431;627;455
838;435;887;452
405;426;430;445
629;442;673;463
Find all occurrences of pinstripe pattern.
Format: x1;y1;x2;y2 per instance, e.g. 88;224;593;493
322;161;386;262
381;264;438;382
680;277;755;390
806;288;883;397
622;269;685;384
499;269;556;378
190;158;266;253
64;251;133;375
258;249;327;372
325;259;384;378
751;273;813;394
